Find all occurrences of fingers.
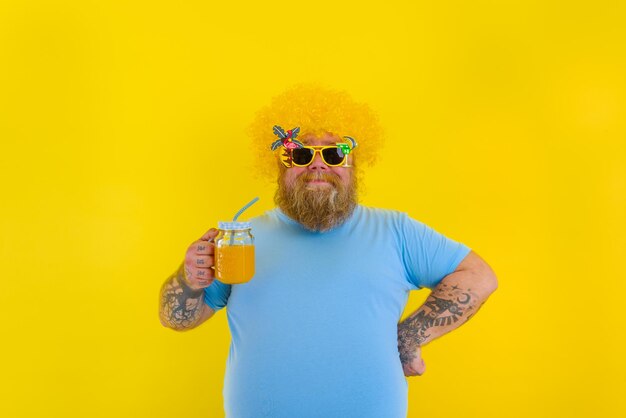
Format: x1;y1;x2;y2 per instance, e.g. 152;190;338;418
191;240;214;255
403;358;425;377
191;255;214;268
183;263;215;289
184;251;215;286
189;264;215;282
186;242;215;270
403;346;426;377
414;358;426;375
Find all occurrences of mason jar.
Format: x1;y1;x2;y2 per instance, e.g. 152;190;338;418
214;221;255;284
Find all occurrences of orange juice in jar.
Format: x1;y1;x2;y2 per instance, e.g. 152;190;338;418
214;221;255;284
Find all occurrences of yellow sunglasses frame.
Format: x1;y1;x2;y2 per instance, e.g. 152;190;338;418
282;146;352;168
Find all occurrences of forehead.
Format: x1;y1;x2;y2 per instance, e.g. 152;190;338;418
301;132;341;146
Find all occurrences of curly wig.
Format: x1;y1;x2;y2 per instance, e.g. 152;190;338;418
247;83;385;181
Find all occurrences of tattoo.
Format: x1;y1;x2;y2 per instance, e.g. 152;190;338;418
185;265;193;281
159;264;205;330
397;282;479;366
198;258;205;265
198;245;205;251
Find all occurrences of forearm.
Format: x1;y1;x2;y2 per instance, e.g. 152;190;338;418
398;270;496;360
159;263;209;331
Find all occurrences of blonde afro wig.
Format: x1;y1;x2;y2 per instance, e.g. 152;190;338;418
247;83;385;181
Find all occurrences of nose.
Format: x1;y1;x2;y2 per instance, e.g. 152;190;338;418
308;150;328;170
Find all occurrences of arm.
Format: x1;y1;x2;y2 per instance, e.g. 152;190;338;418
159;262;215;331
397;250;498;375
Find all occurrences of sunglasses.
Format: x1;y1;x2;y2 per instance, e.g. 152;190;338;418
289;146;349;167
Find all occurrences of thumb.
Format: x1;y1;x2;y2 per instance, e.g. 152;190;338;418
200;228;219;241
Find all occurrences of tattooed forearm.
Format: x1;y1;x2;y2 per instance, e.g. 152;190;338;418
397;280;484;366
159;263;205;330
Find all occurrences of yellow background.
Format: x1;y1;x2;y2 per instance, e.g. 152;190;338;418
1;1;624;417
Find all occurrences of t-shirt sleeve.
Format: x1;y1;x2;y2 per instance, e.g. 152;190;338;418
398;213;472;289
203;279;231;311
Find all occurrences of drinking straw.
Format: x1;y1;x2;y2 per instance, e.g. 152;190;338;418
228;197;259;246
233;197;260;221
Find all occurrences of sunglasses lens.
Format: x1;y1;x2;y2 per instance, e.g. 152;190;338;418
292;148;314;165
322;147;345;165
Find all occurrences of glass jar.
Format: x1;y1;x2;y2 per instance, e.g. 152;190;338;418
214;221;255;284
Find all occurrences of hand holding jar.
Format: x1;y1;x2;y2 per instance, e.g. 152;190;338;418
183;228;220;290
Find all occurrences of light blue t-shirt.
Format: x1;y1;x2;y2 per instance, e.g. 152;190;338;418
204;205;471;418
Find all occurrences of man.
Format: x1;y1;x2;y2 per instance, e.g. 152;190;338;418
159;85;498;417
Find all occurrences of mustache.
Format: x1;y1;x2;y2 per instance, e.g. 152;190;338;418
297;172;341;186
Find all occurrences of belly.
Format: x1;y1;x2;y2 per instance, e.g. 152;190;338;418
223;336;409;418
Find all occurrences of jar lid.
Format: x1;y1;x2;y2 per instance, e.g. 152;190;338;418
218;221;252;230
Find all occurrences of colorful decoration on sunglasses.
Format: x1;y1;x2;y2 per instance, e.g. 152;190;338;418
336;135;358;155
270;125;303;151
271;125;304;167
335;136;357;167
343;136;358;150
